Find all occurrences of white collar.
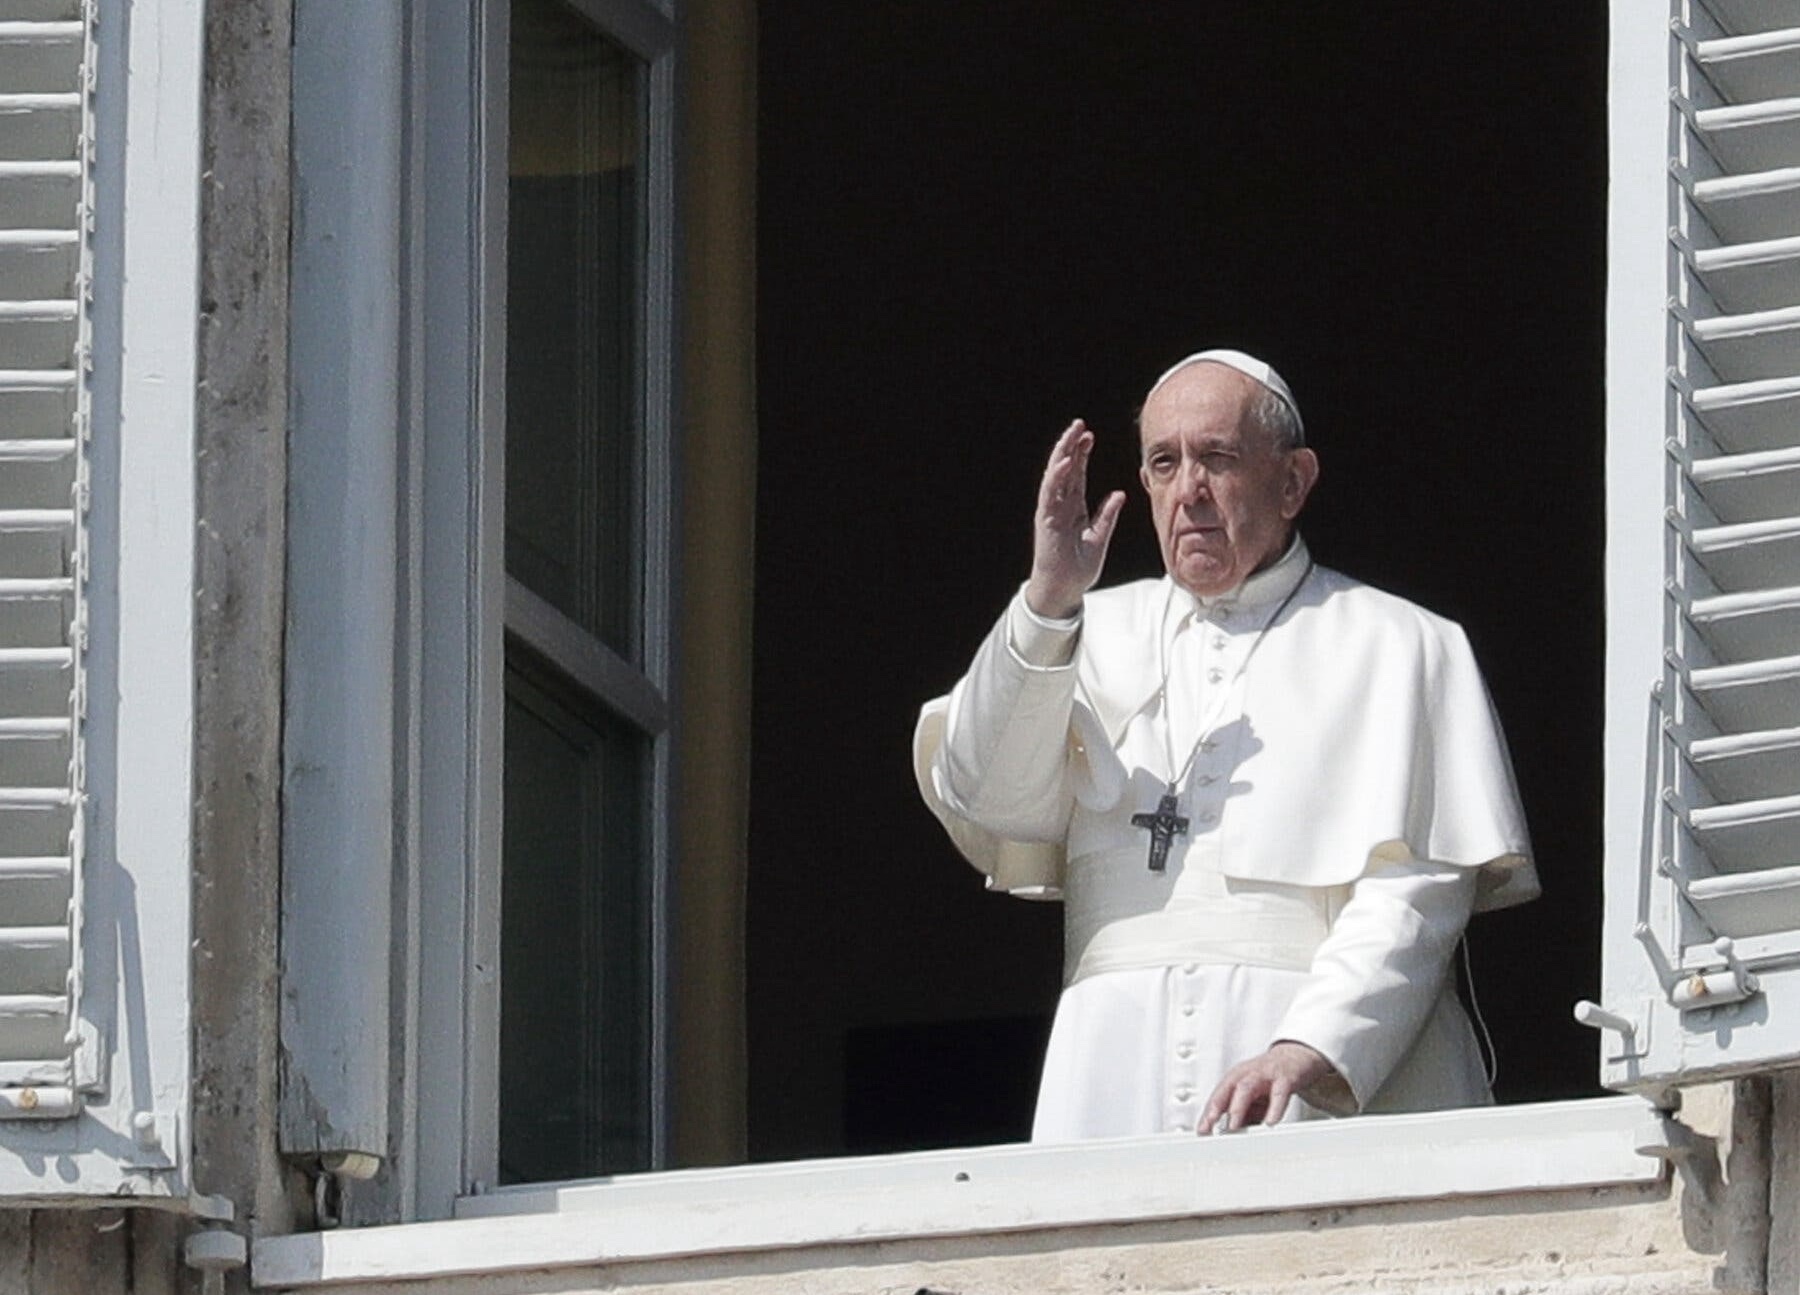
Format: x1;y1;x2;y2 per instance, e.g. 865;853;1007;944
1161;534;1311;642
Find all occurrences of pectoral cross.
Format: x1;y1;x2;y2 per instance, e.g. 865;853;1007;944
1131;791;1188;873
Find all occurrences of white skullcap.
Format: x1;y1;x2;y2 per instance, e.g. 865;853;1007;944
1146;348;1305;442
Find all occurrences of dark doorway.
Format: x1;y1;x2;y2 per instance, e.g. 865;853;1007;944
750;3;1609;1162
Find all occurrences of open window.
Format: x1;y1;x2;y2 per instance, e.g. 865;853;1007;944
266;0;1796;1254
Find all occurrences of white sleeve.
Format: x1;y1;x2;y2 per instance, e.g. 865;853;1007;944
933;591;1082;843
1271;856;1477;1114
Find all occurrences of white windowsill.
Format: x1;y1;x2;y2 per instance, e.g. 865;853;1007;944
252;1096;1667;1290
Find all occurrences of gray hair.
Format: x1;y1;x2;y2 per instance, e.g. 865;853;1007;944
1248;385;1305;452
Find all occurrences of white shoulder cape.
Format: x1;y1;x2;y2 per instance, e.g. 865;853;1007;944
914;567;1539;913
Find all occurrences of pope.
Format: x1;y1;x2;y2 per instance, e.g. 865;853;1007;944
913;350;1538;1138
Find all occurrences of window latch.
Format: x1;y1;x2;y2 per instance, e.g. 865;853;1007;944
1668;937;1759;1012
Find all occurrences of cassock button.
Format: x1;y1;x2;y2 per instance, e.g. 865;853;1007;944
1175;1043;1194;1059
1182;963;1198;975
1206;668;1225;684
1196;774;1216;786
1175;1086;1194;1102
1181;1005;1196;1017
1212;636;1228;651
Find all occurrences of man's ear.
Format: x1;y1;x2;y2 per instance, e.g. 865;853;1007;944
1282;448;1320;520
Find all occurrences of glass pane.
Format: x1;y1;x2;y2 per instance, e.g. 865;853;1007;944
506;0;644;659
498;666;652;1182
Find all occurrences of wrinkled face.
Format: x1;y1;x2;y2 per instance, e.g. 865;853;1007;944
1138;363;1319;599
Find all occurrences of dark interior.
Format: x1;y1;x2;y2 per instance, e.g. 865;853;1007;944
750;3;1610;1161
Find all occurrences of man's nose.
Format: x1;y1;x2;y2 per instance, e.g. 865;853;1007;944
1174;457;1211;505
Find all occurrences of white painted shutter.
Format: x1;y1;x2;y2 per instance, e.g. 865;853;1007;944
0;6;90;1121
0;0;202;1201
1594;0;1800;1090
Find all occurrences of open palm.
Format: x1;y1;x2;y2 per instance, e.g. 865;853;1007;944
1025;420;1126;619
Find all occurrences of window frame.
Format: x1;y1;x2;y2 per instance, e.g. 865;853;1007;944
403;0;682;1210
279;0;678;1219
495;0;679;1179
275;0;1709;1246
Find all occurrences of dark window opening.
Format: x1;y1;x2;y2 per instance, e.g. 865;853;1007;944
751;4;1609;1161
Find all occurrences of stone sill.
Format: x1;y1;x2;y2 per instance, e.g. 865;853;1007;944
253;1096;1667;1289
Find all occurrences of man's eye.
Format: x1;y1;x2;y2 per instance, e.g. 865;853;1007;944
1202;453;1235;471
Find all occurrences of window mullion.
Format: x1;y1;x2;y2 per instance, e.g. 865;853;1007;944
559;0;672;62
504;576;668;734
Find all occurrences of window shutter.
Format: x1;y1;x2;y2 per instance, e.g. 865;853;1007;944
0;0;203;1202
1593;1;1800;1091
0;7;90;1122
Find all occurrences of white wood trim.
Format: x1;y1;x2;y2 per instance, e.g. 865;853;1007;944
106;0;201;1185
280;0;404;1168
253;1097;1667;1289
393;0;505;1219
447;0;511;1207
465;0;509;1202
1595;0;1693;1095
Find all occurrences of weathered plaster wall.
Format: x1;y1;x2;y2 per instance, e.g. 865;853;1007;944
189;0;299;1255
0;1209;184;1295
1763;1072;1800;1295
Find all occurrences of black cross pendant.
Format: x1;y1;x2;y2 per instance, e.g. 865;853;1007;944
1130;791;1189;873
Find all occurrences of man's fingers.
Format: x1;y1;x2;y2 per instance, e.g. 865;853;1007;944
1199;1045;1326;1135
1058;429;1095;507
1037;421;1090;513
1051;420;1088;475
1201;1064;1256;1135
1226;1077;1261;1133
1263;1076;1294;1127
1200;1068;1280;1134
1199;1071;1256;1135
1086;490;1126;548
1197;1098;1223;1136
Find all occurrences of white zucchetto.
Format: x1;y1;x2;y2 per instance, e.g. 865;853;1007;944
1147;348;1304;440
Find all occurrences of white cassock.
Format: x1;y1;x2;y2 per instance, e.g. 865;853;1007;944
913;538;1538;1139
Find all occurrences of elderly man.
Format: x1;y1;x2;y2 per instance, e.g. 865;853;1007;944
913;350;1537;1139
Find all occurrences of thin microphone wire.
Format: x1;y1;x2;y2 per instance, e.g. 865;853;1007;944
1461;935;1499;1089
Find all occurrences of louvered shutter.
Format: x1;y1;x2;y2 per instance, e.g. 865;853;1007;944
1593;0;1800;1090
0;0;203;1201
0;6;89;1121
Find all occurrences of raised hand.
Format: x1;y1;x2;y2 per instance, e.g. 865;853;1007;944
1025;420;1126;619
